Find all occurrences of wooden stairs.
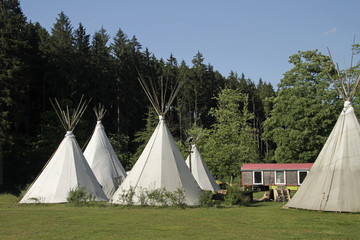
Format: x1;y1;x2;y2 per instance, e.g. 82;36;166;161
270;188;291;202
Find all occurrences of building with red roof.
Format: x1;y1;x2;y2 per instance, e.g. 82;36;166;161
241;163;313;190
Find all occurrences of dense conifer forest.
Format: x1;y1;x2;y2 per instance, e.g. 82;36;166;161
1;0;359;193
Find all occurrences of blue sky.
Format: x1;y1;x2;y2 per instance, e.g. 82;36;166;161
21;1;359;88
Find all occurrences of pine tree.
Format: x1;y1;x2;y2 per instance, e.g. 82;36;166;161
90;27;112;107
0;0;28;136
48;11;75;99
73;23;91;96
0;0;45;189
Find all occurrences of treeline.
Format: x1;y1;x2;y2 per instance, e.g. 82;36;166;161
0;1;276;191
1;1;359;192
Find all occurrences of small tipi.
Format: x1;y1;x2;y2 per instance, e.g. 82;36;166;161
19;97;108;203
185;137;220;191
110;77;202;205
286;51;360;212
83;104;127;198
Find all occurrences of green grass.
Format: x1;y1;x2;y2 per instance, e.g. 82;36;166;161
0;194;359;239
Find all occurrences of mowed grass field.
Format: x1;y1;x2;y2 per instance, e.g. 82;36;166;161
0;194;359;240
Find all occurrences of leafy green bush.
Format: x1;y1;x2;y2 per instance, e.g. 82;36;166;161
146;187;168;206
138;188;148;206
18;183;31;201
224;185;252;206
199;191;223;208
199;191;215;207
119;186;136;206
118;187;188;208
167;188;186;208
67;186;94;206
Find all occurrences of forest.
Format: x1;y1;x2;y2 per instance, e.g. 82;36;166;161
1;0;359;193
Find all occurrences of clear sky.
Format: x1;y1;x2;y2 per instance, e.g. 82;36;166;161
20;0;359;88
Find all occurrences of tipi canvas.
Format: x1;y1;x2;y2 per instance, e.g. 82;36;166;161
186;144;220;191
286;100;360;212
110;76;202;205
20;98;107;203
286;51;360;212
84;104;127;198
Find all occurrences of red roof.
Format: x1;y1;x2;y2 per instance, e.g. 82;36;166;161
241;163;313;171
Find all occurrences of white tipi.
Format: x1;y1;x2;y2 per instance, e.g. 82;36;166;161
19;97;108;203
83;104;127;198
110;77;202;205
286;51;360;212
186;143;220;191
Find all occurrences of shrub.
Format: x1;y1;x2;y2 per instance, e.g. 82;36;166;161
138;188;148;206
167;188;186;208
119;186;136;206
146;187;168;206
67;186;94;206
199;191;215;207
117;187;187;208
224;185;252;206
18;183;31;201
199;191;223;208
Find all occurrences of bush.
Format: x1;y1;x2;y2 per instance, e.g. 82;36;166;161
199;191;215;207
138;188;148;206
167;188;186;208
146;187;168;206
118;187;187;208
67;186;94;206
18;183;31;201
224;185;252;206
119;186;136;206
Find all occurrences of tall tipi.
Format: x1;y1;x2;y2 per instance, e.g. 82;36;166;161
286;52;360;212
110;77;202;205
185;143;220;191
83;104;127;198
20;98;108;203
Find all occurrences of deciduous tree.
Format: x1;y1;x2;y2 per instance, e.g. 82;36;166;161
263;50;341;163
201;88;258;179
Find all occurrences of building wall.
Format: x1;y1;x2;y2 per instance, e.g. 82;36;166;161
241;169;308;187
242;171;252;185
286;170;297;185
264;171;275;185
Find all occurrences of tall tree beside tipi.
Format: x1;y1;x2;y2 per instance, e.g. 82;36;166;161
20;97;107;203
286;49;360;212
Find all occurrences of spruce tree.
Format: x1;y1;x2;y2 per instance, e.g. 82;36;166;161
48;11;75;99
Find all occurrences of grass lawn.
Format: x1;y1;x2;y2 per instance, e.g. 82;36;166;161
0;194;359;239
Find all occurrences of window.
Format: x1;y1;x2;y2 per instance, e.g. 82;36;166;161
298;171;309;185
253;171;263;185
275;171;285;184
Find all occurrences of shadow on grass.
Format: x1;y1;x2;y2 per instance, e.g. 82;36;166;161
246;200;287;208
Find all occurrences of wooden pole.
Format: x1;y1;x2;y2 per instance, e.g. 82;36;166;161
188;143;192;173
